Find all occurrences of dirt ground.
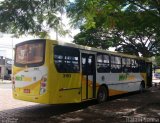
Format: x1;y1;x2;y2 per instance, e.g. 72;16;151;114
48;86;160;123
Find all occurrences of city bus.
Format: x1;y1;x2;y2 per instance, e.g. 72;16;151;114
12;39;152;104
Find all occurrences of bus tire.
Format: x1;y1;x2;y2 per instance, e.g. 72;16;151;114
97;86;108;103
139;81;145;93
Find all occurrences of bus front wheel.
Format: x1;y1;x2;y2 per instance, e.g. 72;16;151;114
97;86;108;103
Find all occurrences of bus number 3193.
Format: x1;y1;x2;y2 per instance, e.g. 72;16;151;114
63;74;71;78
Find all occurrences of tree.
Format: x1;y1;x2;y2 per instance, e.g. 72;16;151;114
0;0;68;38
73;26;113;49
68;0;160;29
68;0;160;57
74;25;160;57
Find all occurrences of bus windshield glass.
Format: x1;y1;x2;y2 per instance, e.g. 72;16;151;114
15;40;45;67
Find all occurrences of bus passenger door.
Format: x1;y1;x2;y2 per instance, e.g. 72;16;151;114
146;62;152;87
81;53;96;100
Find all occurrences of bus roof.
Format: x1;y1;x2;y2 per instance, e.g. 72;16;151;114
18;39;151;62
47;39;151;62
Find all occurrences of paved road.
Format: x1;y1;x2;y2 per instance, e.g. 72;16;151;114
0;83;160;123
0;83;12;89
0;85;97;123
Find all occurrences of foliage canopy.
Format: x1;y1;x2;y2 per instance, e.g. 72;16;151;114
68;0;160;57
0;0;68;38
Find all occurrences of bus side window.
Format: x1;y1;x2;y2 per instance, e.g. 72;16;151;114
54;46;80;73
122;57;131;73
131;59;139;73
111;55;122;73
97;53;110;73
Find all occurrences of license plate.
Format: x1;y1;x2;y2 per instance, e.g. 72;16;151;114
24;89;30;93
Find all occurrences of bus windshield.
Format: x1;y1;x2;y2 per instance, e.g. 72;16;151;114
15;40;45;67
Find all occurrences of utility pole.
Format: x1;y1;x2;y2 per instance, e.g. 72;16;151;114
56;27;58;41
11;36;14;82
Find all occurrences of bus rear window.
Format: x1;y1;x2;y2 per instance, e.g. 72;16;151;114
15;40;45;67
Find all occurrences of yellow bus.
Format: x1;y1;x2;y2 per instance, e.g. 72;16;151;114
12;39;152;104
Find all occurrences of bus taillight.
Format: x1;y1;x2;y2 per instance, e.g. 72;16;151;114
41;82;46;87
40;75;47;95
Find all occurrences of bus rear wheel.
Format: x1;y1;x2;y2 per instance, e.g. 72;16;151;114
139;81;145;93
97;86;108;103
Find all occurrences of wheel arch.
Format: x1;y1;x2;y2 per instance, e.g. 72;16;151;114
141;80;145;88
97;84;109;96
96;83;109;103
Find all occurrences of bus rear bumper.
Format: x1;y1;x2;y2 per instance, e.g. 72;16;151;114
13;92;50;104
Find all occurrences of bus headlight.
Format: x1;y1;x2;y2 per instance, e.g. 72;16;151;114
40;75;47;95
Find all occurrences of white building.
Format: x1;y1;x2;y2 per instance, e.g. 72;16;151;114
0;56;12;79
